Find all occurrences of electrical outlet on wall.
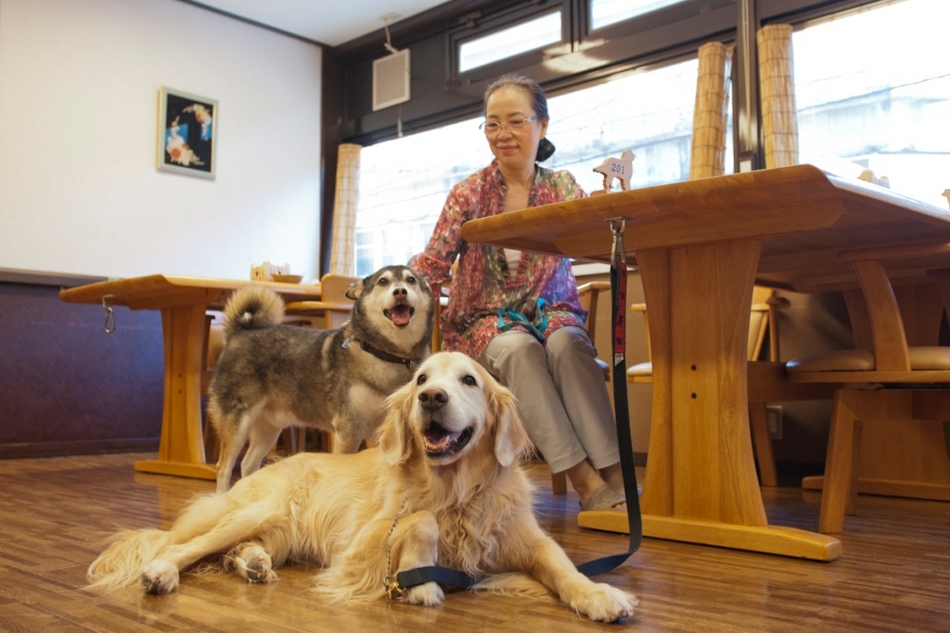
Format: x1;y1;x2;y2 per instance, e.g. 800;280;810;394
766;405;783;440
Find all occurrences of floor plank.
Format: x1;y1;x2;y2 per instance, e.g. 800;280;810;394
0;453;948;632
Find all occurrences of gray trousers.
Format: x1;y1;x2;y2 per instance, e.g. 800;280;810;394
478;326;620;474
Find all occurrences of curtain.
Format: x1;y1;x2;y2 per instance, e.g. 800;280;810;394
328;143;362;276
690;42;733;180
757;24;799;169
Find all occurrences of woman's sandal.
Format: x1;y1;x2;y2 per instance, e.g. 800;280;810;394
580;483;626;511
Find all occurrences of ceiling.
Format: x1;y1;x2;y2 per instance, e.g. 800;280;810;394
192;0;451;47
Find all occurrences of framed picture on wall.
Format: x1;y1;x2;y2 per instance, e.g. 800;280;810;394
157;87;217;179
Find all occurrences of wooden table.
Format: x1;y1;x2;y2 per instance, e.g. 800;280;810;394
461;164;950;561
59;275;323;479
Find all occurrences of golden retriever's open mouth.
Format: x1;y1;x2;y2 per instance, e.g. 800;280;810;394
384;303;415;327
423;422;473;458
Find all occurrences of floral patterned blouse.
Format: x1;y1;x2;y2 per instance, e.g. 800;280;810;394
410;159;588;358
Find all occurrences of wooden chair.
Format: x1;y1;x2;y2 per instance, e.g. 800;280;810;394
626;285;787;486
785;243;950;533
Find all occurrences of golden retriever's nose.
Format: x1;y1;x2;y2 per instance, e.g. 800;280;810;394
418;388;448;411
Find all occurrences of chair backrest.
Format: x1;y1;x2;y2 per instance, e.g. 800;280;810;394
634;285;782;366
429;261;456;352
786;241;950;382
749;286;778;362
320;274;359;304
577;281;611;340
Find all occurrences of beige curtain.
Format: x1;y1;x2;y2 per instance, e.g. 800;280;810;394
690;42;734;180
757;24;799;169
328;143;362;276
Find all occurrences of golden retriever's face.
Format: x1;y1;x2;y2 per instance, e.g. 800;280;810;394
379;352;530;469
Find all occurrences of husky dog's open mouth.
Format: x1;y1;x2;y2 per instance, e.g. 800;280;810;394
385;303;415;327
423;422;473;458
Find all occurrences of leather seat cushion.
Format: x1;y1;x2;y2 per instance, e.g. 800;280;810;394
786;347;950;372
626;361;653;377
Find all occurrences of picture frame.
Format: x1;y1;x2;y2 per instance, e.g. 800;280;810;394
157;87;217;179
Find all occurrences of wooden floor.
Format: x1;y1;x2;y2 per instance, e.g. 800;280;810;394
1;453;948;632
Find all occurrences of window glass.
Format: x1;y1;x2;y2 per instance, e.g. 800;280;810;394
546;59;717;189
355;118;486;275
589;0;684;30
793;0;950;207
355;57;716;275
459;11;562;73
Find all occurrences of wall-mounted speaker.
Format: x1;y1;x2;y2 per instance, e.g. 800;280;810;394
372;49;410;112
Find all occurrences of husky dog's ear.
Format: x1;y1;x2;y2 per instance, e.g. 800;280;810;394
378;380;416;466
487;375;531;467
344;279;364;301
406;267;427;285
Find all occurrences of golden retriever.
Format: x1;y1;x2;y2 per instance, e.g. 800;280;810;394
87;352;638;622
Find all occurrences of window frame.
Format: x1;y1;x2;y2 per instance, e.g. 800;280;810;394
339;1;884;149
580;0;728;41
448;1;572;86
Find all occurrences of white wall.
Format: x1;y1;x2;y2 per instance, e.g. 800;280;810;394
0;0;323;281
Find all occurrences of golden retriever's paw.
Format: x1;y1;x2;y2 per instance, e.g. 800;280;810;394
403;582;444;606
225;544;278;584
570;583;638;622
140;559;179;594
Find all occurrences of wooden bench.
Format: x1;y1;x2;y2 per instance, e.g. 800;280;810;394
785;242;950;533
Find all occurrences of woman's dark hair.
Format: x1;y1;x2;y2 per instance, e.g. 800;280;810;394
483;73;556;162
536;137;556;162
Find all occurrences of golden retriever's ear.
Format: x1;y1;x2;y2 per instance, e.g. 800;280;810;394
489;382;531;467
378;381;415;466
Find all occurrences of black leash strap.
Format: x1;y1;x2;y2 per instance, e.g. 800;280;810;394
578;218;643;576
393;566;483;597
394;219;641;594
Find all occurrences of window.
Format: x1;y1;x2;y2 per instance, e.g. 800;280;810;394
354;57;714;275
458;11;563;73
355;118;485;275
545;59;719;189
793;0;950;207
589;0;685;30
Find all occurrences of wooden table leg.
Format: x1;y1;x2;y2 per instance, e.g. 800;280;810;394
579;238;842;561
135;303;216;480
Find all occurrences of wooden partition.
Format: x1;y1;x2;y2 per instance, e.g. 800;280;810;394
0;272;163;458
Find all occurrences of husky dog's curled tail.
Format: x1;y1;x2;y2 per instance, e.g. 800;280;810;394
223;287;285;339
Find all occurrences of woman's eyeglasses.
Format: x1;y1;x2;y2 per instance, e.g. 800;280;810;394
479;115;540;136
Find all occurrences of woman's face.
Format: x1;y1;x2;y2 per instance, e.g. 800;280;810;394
483;85;548;172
